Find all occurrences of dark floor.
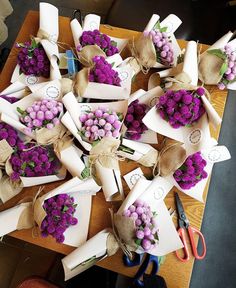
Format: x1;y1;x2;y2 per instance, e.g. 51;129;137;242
0;1;236;288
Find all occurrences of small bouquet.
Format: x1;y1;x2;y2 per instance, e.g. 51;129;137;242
199;31;236;90
61;176;183;280
62;92;127;151
73;52;132;100
122;88;162;143
12;3;61;84
165;144;231;202
129;14;181;74
143;41;222;155
0;177;100;246
71;14;127;60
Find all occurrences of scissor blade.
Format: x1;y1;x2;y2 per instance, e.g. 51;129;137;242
174;192;189;227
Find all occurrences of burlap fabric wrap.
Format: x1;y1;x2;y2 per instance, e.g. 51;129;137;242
129;34;157;74
0;139;13;166
89;137;120;186
198;51;224;85
74;45;106;97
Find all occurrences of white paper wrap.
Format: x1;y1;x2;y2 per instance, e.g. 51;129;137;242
145;14;182;68
0;177;100;243
0;81;29;99
117;177;182;256
62;92;128;151
165;145;231;202
70;14;128;58
143;41;222;155
62;229;111;280
11;3;61;84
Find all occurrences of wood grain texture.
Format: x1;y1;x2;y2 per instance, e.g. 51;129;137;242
0;11;228;288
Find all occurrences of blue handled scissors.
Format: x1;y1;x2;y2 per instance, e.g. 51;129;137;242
123;253;159;287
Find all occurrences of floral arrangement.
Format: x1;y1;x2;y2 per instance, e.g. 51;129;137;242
9;144;61;181
0;122;23;148
210;45;236;90
89;56;121;86
123;199;159;252
144;22;174;66
156;87;206;128
78;30;118;56
17;99;63;135
16;39;50;78
40;194;78;243
79;107;123;142
173;152;208;190
0;95;19;104
124;99;148;140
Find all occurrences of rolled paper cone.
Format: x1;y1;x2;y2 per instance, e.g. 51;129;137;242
62;229;112;280
201;95;222;128
128;89;146;105
182;41;198;85
39;2;59;41
62;92;81;128
70;19;83;50
144;14;160;32
208;31;233;50
160;14;182;35
106;53;123;67
227;38;236;50
83;14;101;31
1;81;26;96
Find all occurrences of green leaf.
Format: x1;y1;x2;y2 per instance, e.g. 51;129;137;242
185;124;192;128
220;62;228;76
31;38;37;49
63;205;69;212
118;144;134;155
153;21;161;31
111;40;117;47
177;53;184;64
135;239;142;246
110;62;115;68
17;107;26;116
196;174;201;180
81;167;90;179
179;164;187;172
160;26;168;33
207;49;227;60
49;157;54;162
21;162;27;170
28;161;35;168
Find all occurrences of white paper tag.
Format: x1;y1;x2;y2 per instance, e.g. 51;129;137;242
202;145;231;163
123;167;144;189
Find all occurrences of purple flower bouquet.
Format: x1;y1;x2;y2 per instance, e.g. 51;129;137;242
62;92;128;151
199;31;236;90
71;14;128;60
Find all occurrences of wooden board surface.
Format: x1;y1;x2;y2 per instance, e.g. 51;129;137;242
0;11;228;288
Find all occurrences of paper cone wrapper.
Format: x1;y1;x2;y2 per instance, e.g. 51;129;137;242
123;87;163;144
38;3;61;80
95;161;124;201
148;63;184;90
0;173;23;203
116;177;183;256
59;144;86;178
11;65;48;86
81;64;132;100
62;92;128;151
144;14;160;32
226;38;236;90
207;31;233;50
34;177;100;247
166;145;231;202
71;15;127;59
119;138;158;167
0;202;33;237
1;81;28;99
182;41;198;86
62;229;112;280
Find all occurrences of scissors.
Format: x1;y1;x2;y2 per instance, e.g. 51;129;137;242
123;253;159;287
175;192;207;262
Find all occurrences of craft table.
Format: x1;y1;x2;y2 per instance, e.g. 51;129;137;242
0;11;228;288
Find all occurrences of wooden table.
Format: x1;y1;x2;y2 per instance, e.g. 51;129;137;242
0;11;228;288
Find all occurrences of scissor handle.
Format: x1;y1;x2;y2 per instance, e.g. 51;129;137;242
188;226;206;260
134;254;159;287
176;227;190;262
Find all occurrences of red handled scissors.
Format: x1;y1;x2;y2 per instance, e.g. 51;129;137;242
175;192;206;262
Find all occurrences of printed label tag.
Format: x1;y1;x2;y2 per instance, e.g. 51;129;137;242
153;186;165;200
203;146;231;163
188;128;202;145
25;75;38;85
80;104;92;112
148;96;159;108
123;168;144;189
46;86;60;99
